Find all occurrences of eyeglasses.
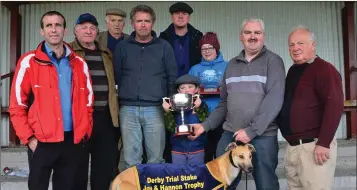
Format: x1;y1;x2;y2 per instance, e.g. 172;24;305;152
201;47;215;53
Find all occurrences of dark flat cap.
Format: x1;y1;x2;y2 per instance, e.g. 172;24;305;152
175;74;200;87
169;2;193;14
106;8;127;18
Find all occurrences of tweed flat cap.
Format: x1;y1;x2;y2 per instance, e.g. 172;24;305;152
169;2;193;14
106;8;127;18
175;74;200;88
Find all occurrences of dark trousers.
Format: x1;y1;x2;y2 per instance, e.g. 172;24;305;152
74;109;119;190
204;126;223;162
163;129;172;163
27;131;84;190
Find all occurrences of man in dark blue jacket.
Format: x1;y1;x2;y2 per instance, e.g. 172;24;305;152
159;2;202;77
113;4;178;169
159;1;203;163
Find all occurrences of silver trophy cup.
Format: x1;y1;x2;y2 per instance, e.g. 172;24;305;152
163;93;199;136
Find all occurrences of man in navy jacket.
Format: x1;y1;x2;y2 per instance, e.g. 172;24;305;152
113;4;177;169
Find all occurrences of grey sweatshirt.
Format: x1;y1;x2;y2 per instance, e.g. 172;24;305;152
202;46;285;139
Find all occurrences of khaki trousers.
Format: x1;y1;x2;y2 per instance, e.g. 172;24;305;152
284;139;337;190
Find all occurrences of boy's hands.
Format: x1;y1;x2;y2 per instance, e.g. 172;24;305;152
162;99;172;112
193;96;202;108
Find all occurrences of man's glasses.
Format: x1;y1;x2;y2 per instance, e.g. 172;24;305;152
201;47;215;53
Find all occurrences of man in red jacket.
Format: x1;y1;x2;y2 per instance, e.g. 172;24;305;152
278;26;344;190
9;11;93;190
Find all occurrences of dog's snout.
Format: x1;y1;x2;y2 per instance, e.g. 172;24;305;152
248;167;253;172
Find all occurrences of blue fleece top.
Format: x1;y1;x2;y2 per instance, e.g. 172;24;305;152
189;52;227;112
44;42;73;131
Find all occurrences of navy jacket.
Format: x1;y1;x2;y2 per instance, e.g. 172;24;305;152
171;109;207;153
113;31;178;106
159;24;203;69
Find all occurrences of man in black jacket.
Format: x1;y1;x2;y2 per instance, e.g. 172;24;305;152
113;5;178;169
159;2;203;77
159;2;203;163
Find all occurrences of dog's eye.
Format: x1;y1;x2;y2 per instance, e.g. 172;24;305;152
239;155;244;159
249;154;252;159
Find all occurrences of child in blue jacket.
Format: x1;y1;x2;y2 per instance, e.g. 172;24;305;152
162;74;209;165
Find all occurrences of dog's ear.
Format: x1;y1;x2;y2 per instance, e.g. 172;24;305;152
225;142;237;151
246;144;256;152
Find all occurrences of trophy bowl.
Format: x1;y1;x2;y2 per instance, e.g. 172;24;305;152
163;93;198;136
170;93;194;111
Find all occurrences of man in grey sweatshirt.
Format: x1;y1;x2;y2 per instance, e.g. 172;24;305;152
190;18;285;190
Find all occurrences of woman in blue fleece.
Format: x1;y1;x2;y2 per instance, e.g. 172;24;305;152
188;32;227;162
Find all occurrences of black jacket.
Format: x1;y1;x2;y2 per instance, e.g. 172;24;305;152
159;23;203;69
113;31;178;106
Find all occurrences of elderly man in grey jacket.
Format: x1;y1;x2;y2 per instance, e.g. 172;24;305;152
190;18;285;190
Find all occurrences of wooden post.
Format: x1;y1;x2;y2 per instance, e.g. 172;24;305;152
2;2;22;145
342;2;357;139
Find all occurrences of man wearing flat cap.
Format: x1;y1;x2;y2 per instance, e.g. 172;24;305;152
97;8;129;53
69;13;120;190
160;2;202;77
159;1;203;163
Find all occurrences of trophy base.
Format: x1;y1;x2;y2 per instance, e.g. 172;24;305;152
174;124;193;136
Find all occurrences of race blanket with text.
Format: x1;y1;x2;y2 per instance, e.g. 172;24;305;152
134;163;225;190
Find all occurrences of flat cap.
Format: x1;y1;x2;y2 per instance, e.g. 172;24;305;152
175;74;200;88
106;8;127;18
169;2;193;14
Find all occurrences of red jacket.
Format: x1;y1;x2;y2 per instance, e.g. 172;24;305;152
9;41;94;145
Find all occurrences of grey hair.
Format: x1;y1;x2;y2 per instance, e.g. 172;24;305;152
240;17;265;33
290;25;316;42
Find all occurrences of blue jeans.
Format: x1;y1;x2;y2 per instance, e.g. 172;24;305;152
172;152;205;166
216;131;279;190
120;106;165;169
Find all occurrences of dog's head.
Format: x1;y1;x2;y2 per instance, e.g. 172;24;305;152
225;142;255;173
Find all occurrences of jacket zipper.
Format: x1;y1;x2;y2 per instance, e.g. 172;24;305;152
138;46;144;101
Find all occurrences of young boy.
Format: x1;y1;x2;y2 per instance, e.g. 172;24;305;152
162;74;209;165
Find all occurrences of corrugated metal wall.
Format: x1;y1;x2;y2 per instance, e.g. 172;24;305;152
1;5;11;146
15;1;346;142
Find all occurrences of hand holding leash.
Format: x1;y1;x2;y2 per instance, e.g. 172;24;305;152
234;129;251;144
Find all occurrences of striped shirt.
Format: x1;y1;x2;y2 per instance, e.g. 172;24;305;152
81;44;109;111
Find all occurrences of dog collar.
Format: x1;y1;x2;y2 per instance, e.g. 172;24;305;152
229;151;239;168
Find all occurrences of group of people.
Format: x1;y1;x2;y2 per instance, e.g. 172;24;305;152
8;2;344;190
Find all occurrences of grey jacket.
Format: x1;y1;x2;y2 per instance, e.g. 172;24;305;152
96;31;130;50
202;46;286;139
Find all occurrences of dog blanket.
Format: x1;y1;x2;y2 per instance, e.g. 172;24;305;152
134;163;226;190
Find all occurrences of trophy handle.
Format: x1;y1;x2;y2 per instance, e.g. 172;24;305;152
191;94;200;109
162;97;174;111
